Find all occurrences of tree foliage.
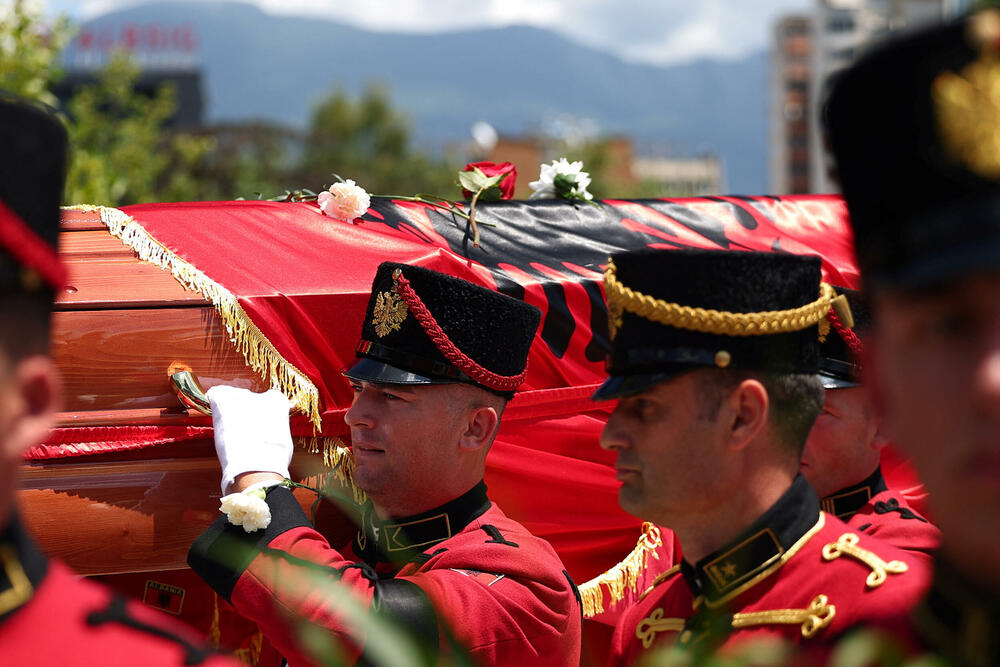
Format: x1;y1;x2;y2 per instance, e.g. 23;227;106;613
63;53;214;205
0;0;71;107
297;84;457;197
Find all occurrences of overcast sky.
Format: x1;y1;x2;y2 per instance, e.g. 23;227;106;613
41;0;813;66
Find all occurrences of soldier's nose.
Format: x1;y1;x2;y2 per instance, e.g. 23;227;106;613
599;409;630;451
972;328;1000;417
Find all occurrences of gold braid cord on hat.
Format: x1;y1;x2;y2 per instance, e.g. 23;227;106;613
604;260;841;341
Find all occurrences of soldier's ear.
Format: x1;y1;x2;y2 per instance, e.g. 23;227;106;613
725;378;769;452
458;405;499;453
0;355;61;464
870;424;890;451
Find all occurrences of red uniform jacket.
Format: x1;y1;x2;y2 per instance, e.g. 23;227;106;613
189;481;582;666
0;515;236;666
608;476;932;665
820;468;940;564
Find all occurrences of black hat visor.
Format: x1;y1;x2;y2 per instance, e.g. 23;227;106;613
592;366;699;401
343;357;456;386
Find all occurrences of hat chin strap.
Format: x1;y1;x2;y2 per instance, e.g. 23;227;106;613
393;269;527;393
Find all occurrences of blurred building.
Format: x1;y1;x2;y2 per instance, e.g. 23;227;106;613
769;15;813;194
54;20;204;128
483;135;723;199
770;0;972;194
631;155;725;197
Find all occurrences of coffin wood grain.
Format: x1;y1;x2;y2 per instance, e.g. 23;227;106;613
18;451;334;576
52;307;266;413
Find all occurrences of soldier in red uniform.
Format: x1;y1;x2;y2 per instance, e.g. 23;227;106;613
188;262;582;665
0;95;237;665
825;10;1000;665
802;287;939;560
593;249;931;664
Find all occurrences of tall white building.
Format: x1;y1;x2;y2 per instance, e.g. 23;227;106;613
769;0;972;194
769;15;813;194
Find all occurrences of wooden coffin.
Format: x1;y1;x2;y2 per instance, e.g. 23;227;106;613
15;208;337;662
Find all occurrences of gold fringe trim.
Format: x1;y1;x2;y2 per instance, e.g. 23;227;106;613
71;204;322;430
233;631;264;666
580;522;664;618
294;436;367;505
209;593;221;646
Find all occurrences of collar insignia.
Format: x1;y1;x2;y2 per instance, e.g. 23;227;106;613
821;468;887;520
682;476;824;606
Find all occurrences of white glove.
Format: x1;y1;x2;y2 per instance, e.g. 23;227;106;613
208;385;293;495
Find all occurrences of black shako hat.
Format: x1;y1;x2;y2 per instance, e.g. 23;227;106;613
824;10;1000;289
819;287;868;390
345;262;541;398
0;94;67;293
593;249;846;401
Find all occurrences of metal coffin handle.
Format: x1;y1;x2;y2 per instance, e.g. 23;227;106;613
170;370;296;416
170;370;212;416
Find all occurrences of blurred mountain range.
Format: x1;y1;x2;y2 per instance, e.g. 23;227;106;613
69;1;770;193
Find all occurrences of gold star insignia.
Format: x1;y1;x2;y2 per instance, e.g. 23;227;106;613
721;561;738;579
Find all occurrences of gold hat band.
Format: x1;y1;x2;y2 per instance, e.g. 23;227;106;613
604;259;844;341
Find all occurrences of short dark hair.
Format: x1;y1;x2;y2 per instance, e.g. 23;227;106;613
695;369;824;455
0;290;53;362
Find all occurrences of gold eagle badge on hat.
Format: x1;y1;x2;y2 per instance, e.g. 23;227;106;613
933;10;1000;179
372;269;409;338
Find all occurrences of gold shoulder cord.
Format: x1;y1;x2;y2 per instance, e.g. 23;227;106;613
821;533;908;588
604;260;847;341
635;593;836;649
731;595;836;638
635;608;687;648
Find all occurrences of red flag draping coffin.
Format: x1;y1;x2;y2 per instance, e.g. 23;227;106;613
109;194;860;419
40;195;863;586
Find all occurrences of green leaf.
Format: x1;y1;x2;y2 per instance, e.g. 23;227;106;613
553;173;578;198
478;184;503;202
457;169;488;193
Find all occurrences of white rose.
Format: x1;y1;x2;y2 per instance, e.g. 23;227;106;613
528;158;594;201
318;179;371;221
220;488;272;532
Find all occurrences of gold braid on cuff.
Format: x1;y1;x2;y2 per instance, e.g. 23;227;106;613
604;259;843;342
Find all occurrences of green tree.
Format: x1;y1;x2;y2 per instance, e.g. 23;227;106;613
0;0;71;106
298;84;456;196
190;121;294;201
63;52;213;205
1;2;215;205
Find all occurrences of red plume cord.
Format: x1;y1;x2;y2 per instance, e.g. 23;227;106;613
827;308;864;358
0;198;66;290
394;271;527;393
